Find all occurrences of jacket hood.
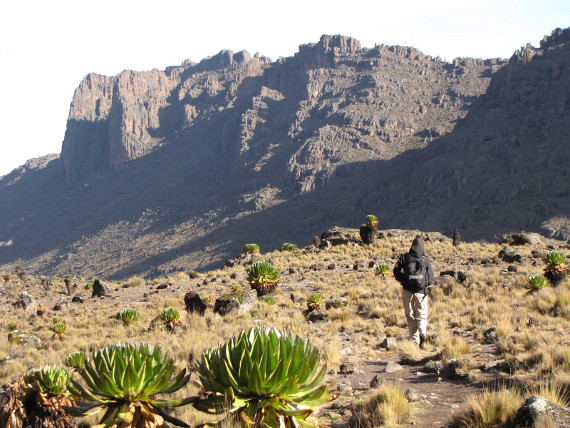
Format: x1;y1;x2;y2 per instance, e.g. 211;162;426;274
409;245;425;258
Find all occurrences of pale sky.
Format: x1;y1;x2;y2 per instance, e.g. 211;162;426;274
0;0;568;176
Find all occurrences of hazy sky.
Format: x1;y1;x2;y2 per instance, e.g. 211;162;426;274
0;0;568;176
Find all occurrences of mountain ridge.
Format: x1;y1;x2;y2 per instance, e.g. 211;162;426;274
0;30;568;279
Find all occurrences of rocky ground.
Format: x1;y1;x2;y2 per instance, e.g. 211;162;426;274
1;228;569;426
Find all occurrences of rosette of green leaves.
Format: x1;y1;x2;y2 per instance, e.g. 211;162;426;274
543;251;567;267
23;365;71;397
247;262;280;288
376;263;389;276
51;323;67;337
281;243;298;252
116;308;140;326
63;350;86;370
365;214;378;226
525;275;550;291
243;243;260;254
195;327;334;427
67;343;194;427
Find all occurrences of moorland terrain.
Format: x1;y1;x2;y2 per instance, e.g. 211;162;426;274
0;227;569;426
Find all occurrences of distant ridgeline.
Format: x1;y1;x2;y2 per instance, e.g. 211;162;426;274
0;29;568;278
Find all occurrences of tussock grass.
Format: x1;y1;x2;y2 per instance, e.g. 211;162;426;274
351;382;411;427
454;387;523;427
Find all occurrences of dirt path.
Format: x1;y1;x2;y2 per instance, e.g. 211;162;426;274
320;341;501;427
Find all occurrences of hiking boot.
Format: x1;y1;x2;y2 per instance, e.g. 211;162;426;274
419;333;427;350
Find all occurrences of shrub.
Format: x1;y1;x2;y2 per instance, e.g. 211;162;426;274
243;243;260;254
524;275;550;291
231;284;242;293
261;295;275;305
84;280;94;290
124;276;145;288
116;308;140;325
195;327;334;427
68;343;193;427
281;243;298;252
247;261;281;296
8;322;16;331
52;317;62;324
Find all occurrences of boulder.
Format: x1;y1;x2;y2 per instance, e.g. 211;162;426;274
53;298;70;311
325;298;349;310
513;395;570;427
498;247;523;263
12;292;36;310
91;279;111;297
8;331;44;349
213;289;257;316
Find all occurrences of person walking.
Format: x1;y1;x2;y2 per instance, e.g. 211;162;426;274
393;235;434;349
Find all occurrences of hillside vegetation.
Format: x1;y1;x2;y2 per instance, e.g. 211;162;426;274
0;228;569;426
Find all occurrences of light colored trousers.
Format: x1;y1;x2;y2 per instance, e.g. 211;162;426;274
401;288;428;344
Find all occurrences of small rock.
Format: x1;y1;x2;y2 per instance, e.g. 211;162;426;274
156;283;168;290
424;360;443;373
384;361;404;373
440;270;458;279
71;294;85;303
498;247;522;263
381;337;397;350
405;388;419;402
508;264;518;272
484;326;497;342
339;361;356;374
457;271;469;283
370;374;382;388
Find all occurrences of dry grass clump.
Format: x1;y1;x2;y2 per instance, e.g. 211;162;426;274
351;382;411;427
453;387;523;427
437;332;472;360
123;275;145;287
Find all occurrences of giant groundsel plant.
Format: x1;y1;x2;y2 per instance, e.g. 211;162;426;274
195;326;335;427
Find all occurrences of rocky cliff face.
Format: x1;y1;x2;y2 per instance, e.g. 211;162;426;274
60;34;500;191
1;30;568;279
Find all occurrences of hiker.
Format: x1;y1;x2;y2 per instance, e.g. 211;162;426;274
393;235;434;348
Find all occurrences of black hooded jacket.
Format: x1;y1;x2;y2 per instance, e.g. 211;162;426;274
393;245;434;293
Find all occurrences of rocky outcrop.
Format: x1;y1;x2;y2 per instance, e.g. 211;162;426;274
513;395;570;427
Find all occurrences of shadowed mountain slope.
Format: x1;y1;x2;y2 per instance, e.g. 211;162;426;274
0;30;568;279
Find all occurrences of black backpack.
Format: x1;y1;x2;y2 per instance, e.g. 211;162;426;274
402;254;428;293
